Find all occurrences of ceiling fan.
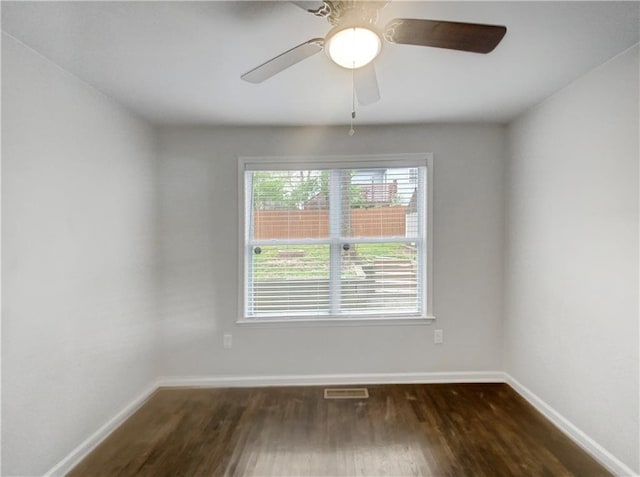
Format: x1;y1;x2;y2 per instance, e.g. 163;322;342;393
240;1;507;106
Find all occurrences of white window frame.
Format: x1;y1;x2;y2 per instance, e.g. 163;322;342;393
237;153;435;326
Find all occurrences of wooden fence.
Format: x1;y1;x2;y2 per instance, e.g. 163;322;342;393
254;206;408;239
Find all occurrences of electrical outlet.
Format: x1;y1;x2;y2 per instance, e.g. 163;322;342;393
223;333;232;349
434;329;444;344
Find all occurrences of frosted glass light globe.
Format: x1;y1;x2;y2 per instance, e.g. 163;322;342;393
326;27;381;69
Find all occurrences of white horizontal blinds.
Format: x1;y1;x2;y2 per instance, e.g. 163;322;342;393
340;167;420;239
250;170;329;240
248;170;330;316
338;167;423;315
250;244;330;315
340;244;419;314
245;164;426;318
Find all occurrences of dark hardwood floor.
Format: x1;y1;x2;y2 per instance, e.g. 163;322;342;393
69;383;611;476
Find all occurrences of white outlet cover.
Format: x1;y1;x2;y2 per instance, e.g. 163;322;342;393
223;333;232;348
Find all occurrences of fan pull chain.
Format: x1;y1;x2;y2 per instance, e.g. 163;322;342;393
349;61;356;136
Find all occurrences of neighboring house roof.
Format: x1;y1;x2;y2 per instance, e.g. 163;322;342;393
406;188;418;214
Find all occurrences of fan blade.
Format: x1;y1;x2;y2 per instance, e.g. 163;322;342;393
384;18;506;54
241;38;324;84
354;62;380;106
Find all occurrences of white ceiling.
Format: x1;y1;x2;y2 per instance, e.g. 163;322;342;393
2;1;638;126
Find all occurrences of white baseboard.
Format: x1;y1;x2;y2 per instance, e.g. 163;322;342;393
44;380;160;477
505;374;638;477
156;370;506;388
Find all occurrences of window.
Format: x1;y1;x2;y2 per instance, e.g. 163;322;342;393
238;154;434;324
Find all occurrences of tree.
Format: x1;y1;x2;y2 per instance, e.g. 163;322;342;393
252;169;368;211
252;171;287;210
252;170;324;210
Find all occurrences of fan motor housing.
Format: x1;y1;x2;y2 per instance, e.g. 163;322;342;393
325;1;385;26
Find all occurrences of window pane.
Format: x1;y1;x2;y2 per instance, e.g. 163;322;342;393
251;170;329;240
342;167;420;238
249;244;330;316
340;243;419;314
243;160;429;320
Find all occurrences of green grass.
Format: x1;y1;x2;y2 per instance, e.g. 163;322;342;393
252;243;415;279
354;243;415;259
253;245;329;279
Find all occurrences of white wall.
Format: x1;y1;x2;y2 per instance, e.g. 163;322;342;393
2;35;159;475
157;124;506;378
3;21;636;476
505;45;639;474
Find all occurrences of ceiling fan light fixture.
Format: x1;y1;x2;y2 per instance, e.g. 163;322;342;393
326;26;381;69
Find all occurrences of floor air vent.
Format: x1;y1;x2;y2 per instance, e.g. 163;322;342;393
324;388;369;399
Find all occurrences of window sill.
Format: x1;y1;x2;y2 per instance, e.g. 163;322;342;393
236;315;436;328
